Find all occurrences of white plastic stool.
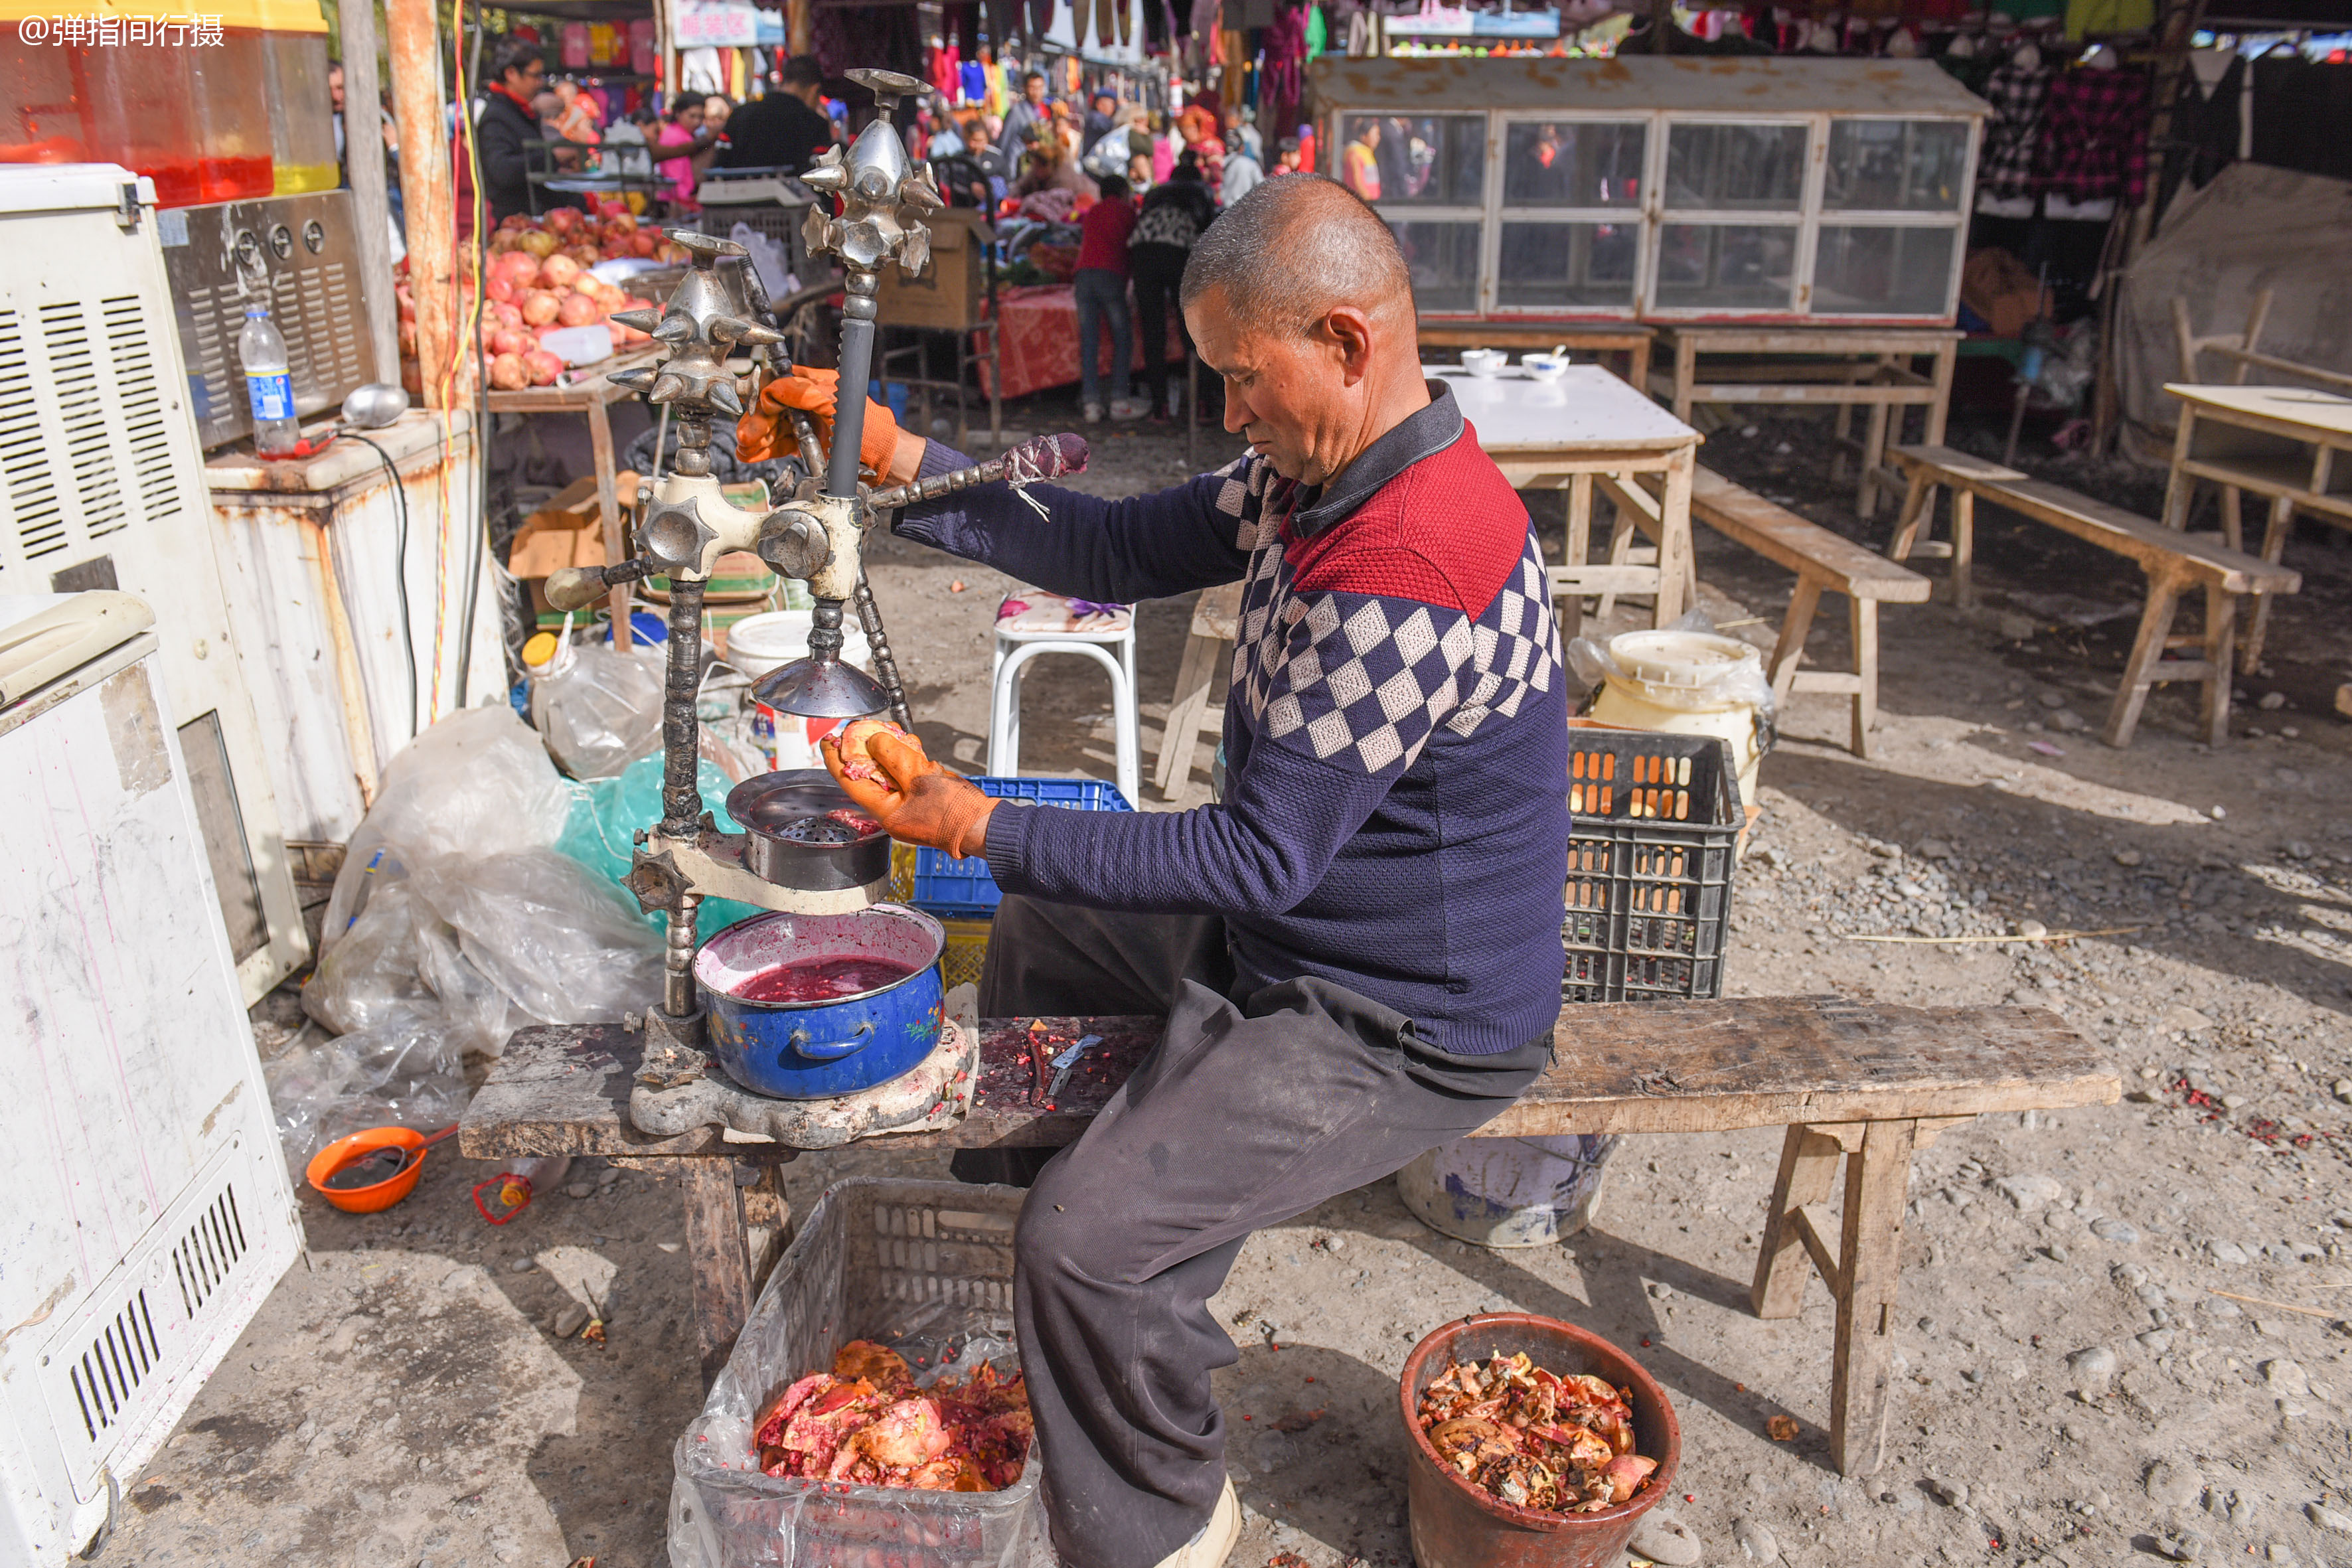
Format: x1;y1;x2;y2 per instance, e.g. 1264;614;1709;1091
988;595;1140;807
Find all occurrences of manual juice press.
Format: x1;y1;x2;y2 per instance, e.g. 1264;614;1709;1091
538;69;1087;1148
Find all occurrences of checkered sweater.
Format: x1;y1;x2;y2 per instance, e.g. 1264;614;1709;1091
894;408;1571;1055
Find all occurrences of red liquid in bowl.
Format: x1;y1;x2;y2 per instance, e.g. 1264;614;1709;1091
733;955;919;1004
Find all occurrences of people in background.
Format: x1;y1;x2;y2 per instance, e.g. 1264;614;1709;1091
702;94;733;136
716;55;834;175
1073;173;1144;424
1126;148;1153;193
1342;118;1381;200
1274;135;1304;175
948;114;1010;208
1082;86;1119;147
1014;121;1099;203
1219;132;1263;206
1128;151;1215;421
656;95;716;211
472;40;582;225
998;70;1050;156
552;79;603;150
530;90;583;171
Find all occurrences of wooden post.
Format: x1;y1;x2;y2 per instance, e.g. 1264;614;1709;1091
788;0;813;59
682;1158;755;1386
1829;1117;1915;1476
335;0;399;382
386;0;464;408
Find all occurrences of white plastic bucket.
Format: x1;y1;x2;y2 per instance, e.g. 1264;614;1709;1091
724;610;874;770
1397;1135;1620;1249
1587;629;1765;813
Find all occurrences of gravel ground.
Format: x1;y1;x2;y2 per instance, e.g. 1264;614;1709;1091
105;390;2352;1568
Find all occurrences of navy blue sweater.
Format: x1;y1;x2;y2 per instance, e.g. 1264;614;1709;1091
895;384;1570;1054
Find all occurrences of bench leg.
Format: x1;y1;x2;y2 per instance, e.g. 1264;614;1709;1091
1830;1118;1917;1478
1154;631;1219;800
1857;393;1893;520
1767;577;1823;708
2203;584;2238;745
1751;1125;1843;1319
1596;497;1636;624
1887;473;1934;563
2240;492;2293;674
2102;572;2185;749
684;1156;755;1387
2219;484;2244;552
1847;597;1879;759
1952;491;1976;611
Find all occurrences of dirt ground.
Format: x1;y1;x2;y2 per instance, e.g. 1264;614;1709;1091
106;384;2352;1568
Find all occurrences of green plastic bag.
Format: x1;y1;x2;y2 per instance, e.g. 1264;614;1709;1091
554;754;768;935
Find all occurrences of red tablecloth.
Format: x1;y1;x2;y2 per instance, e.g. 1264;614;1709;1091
979;283;1188;401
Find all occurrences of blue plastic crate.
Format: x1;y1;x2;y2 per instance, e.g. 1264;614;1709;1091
907;776;1133;918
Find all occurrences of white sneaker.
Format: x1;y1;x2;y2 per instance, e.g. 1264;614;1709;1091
1083;402;1105;424
1150;1477;1239;1568
1109;396;1148;420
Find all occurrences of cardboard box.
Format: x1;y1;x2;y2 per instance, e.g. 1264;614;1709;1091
510;471;638;617
877;208;991;331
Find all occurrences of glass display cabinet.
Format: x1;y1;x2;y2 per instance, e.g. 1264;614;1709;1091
1311;56;1987;323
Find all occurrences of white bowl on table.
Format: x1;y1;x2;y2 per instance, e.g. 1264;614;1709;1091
1522;351;1571;382
1459;349;1508;378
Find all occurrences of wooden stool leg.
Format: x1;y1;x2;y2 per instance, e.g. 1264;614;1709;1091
2203;584;2238;745
1857;395;1892;520
1154;631;1217;799
1596;497;1636;623
2240;493;2293;674
1847;596;1879;759
2219;485;2243;552
1830;1119;1917;1478
1886;473;1933;562
2102;573;2184;749
684;1157;754;1387
1952;491;1976;610
1751;1125;1843;1319
1768;578;1823;708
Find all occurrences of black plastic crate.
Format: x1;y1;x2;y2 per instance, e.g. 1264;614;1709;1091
1561;723;1742;1003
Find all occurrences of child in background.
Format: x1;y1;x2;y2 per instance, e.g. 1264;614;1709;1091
1071;173;1143;424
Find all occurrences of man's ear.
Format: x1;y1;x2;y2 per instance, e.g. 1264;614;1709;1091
1320;305;1376;386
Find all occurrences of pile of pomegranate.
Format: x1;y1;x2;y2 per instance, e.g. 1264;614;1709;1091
394;209;690;390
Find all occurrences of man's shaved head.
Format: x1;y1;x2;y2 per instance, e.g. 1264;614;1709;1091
1180;174;1415;339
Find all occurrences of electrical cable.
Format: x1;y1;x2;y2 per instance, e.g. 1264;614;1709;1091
341;430;420;738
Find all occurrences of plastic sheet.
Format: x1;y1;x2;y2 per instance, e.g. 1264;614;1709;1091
554;751;766;935
532;639;666;781
279;708;660;1176
668;1178;1046;1568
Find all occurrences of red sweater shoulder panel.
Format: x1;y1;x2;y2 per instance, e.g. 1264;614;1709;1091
1283;420;1529;617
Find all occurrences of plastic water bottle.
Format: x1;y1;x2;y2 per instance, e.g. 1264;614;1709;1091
238;303;299;456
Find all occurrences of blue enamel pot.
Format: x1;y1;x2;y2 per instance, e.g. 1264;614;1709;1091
695;905;946;1099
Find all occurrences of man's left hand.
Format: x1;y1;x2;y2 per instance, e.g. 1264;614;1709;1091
821;727;996;858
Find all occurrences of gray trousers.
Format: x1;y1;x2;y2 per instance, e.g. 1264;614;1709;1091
973;895;1545;1568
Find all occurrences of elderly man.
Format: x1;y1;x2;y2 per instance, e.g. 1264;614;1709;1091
740;176;1567;1568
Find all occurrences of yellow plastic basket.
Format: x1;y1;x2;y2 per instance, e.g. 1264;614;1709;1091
940;918;990;993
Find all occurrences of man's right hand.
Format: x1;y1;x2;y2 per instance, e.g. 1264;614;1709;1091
822;727;996;858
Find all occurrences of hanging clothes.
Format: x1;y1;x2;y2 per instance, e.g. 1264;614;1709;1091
1304;4;1326;57
1260;3;1306;134
2036;65;2150;205
1030;0;1056;41
1977;58;2055;200
2064;0;2151;41
961;58;988;103
2251;54;2352;183
2156;48;2242;218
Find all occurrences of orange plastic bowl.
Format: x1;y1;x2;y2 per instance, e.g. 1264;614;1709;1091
305;1126;430;1214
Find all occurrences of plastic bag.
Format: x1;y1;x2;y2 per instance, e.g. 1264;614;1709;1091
533;639;666;781
554;751;767;935
320;706;572;951
303;880;441;1034
406;850;662;1026
668;1178;1045;1568
265;1002;473;1170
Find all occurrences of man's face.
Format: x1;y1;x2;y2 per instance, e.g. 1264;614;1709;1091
704;96;730;127
1189;285;1363;488
328;64;344;113
1024;77;1046;105
504;59;546;96
964;123;990;151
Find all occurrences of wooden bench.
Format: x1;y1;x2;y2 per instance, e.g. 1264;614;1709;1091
1889;443;2302;748
1150;580;1242;801
1687;467;1930;760
463;995;2114;1477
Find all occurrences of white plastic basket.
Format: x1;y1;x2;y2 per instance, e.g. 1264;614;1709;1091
668;1177;1048;1568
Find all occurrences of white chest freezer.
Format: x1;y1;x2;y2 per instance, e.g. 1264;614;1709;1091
0;591;301;1563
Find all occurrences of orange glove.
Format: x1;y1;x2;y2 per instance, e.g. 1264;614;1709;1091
736;364;913;479
822;726;996;858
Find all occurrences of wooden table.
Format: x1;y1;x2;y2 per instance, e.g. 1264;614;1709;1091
461;995;2114;1475
1416;322;1656;395
1437;363;1703;636
2160;382;2352;672
1649;327;1962;521
484;345;661;635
